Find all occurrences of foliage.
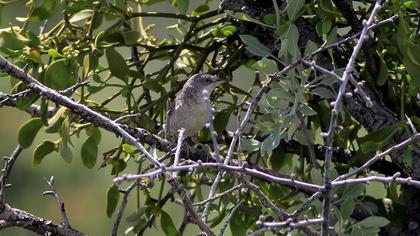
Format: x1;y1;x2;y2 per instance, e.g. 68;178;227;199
0;0;419;235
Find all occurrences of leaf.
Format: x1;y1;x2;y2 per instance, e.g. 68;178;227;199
340;198;355;220
192;4;209;16
106;184;120;217
404;146;413;168
232;12;276;29
111;159;127;175
241;139;261;152
287;0;304;21
376;51;389;86
214;108;232;133
29;0;60;21
81;137;98;169
220;25;236;37
253;58;278;74
160;211;181;236
69;9;93;23
86;126;102;144
45;59;76;90
358;124;403;153
261;131;281;155
59;142;73;163
310;168;323;185
0;31;25;52
175;0;189;14
33;140;56;166
122;143;137;154
239;35;273;58
18;118;43;148
313;86;335;99
354;216;390;228
126;207;147;222
13;83;39;110
105;47;129;82
299;104;317;116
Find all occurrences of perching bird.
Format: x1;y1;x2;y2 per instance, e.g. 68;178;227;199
165;74;224;139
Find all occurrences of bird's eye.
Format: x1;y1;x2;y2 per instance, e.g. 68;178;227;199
206;78;212;83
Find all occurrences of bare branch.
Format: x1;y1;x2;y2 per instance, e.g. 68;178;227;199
0;145;22;203
320;1;383;234
43;176;71;228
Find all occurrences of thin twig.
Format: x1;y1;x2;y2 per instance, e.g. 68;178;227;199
43;176;71;228
173;128;185;178
319;2;384;233
193;184;243;206
0;145;22;203
218;200;244;236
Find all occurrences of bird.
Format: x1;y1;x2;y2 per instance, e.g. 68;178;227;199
165;74;225;139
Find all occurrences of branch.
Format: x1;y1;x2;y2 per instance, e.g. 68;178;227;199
0;55;162;168
0;145;22;203
114;162;323;192
320;1;383;234
0;203;85;236
43;176;71;228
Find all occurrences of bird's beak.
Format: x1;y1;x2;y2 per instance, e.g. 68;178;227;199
214;78;227;86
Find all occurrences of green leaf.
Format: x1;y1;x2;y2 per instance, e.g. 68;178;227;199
122;143;137;154
261;131;281;155
69;9;93;23
263;14;276;25
299;104;317;116
81;137;98;169
111;159;127;175
175;0;189;14
45;59;76;90
358;124;403;153
13;83;39;110
192;4;209;16
29;0;60;21
239;35;273;58
354;216;390;228
376;52;389;86
404;146;413;168
310;168;323;185
126;207;147;222
403;1;417;9
59;142;73;163
340;198;355;220
143;79;164;92
220;25;236;37
313;87;335;99
86;126;101;144
241;139;261;152
18;118;43;148
105;48;129;82
321;18;332;34
287;0;304;21
106;184;120;218
232;12;275;29
0;31;25;52
253;58;278;74
33;140;56;166
121;31;141;45
214;108;232;133
160;211;181;236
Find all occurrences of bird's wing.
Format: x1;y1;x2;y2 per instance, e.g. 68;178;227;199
165;98;175;138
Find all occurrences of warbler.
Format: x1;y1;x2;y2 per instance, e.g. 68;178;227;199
165;74;224;138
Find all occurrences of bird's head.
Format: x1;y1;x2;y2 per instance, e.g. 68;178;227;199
184;74;225;95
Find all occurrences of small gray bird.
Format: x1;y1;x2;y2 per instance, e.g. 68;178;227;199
165;74;224;138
